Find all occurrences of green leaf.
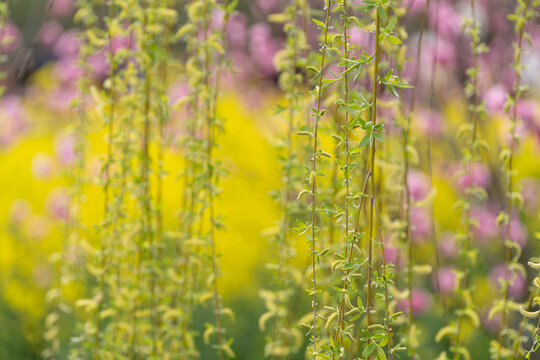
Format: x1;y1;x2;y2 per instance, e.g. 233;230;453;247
387;17;397;31
363;343;376;357
377;345;386;360
435;325;458;342
386;35;402;44
312;19;325;28
359;134;371;147
377;5;387;22
395;82;414;89
319;151;332;158
373;132;384;142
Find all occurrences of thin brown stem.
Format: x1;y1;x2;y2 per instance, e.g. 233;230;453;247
373;200;392;359
93;1;116;357
203;1;231;357
496;1;530;358
331;173;371;360
367;6;381;334
454;0;481;357
427;0;450;328
309;1;333;357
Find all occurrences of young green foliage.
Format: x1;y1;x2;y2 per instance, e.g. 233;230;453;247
302;1;334;358
492;1;538;358
444;1;488;358
260;1;309;358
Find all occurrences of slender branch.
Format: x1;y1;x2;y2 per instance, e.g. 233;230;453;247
454;0;482;357
309;1;333;357
203;0;232;357
367;4;381;333
402;0;431;351
331;172;371;360
496;1;530;358
427;0;449;328
93;1;116;357
373;200;392;359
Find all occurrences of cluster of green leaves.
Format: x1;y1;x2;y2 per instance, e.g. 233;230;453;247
259;0;310;358
491;0;540;358
391;0;437;357
185;0;236;358
268;0;417;359
42;0;96;358
66;1;184;359
265;0;538;359
435;1;488;358
177;0;540;359
522;260;540;358
43;0;236;359
33;0;540;359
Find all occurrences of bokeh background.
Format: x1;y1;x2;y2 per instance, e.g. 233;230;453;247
1;0;540;358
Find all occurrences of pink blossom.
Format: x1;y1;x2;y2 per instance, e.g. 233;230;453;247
9;199;32;225
383;242;399;267
482;310;501;333
27;216;51;240
490;264;526;299
54;134;77;166
39;20;64;48
408;170;429;202
427;37;457;67
439;233;458;259
508;121;528;145
0;95;27;147
53;30;80;59
226;50;256;79
471;207;498;245
53;57;83;85
522;44;540;91
411;208;431;240
249;23;282;76
48;0;75;17
0;122;15;147
0;22;22;53
397;288;433;316
2;95;27;131
348;26;369;52
46;87;78;112
417;110;444;137
433;266;457;295
31;153;53;180
211;9;225;32
256;0;279;13
429;1;462;40
457;162;491;189
517;100;538;125
111;34;133;54
168;81;189;106
504;219;528;248
484;84;508;113
404;0;427;15
46;188;70;222
379;101;396;124
521;179;539;211
456;1;488;38
88;51;109;79
227;13;248;49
